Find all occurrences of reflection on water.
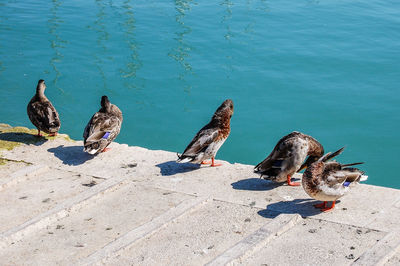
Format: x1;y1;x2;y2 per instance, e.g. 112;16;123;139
48;0;67;93
92;0;109;92
169;0;193;94
220;0;234;79
0;3;6;75
120;0;142;90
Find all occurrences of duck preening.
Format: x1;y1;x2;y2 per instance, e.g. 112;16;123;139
254;132;324;186
27;79;61;136
83;95;123;155
302;147;367;212
177;99;234;167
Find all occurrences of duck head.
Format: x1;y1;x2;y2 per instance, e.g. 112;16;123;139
100;95;112;113
211;99;234;126
36;79;46;96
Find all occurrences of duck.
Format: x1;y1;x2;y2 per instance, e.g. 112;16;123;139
27;79;61;136
302;147;367;212
177;99;234;167
83;95;123;155
254;132;324;186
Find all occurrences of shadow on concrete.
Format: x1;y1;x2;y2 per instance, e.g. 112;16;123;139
258;198;334;218
48;145;94;166
156;160;201;176
231;178;281;191
0;132;48;146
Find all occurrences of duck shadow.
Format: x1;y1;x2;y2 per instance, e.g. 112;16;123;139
156;160;201;176
258;198;340;218
48;145;94;166
0;132;48;146
231;178;281;191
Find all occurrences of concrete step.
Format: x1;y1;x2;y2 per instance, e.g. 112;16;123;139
206;214;302;266
0;171;128;248
0;183;194;265
0;164;49;191
352;231;400;266
0;167;103;234
0;159;29;180
102;199;275;266
81;196;210;265
242;218;386;266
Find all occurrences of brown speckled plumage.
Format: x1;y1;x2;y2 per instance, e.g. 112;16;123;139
177;99;234;164
27;80;61;135
83;96;123;155
254;132;324;183
302;148;366;202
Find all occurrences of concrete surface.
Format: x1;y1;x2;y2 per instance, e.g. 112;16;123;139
0;124;400;265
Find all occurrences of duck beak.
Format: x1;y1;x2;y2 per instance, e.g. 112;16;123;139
297;163;307;172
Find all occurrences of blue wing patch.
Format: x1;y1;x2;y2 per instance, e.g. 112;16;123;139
102;132;111;139
343;181;351;187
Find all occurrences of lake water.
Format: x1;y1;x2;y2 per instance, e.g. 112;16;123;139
0;0;399;189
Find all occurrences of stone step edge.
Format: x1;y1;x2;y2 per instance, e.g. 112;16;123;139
206;213;303;266
0;164;49;191
0;174;129;249
352;230;400;266
80;196;211;265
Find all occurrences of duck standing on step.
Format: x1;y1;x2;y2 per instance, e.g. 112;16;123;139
254;132;324;186
83;95;123;155
27;79;61;137
177;99;234;167
302;147;368;212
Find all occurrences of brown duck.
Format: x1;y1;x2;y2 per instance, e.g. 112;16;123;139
83;96;123;155
302;147;367;212
27;79;61;136
254;132;324;186
177;99;234;167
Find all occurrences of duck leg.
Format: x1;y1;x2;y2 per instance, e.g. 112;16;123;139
287;175;300;186
321;201;336;212
313;201;327;209
36;130;42;137
101;147;111;153
210;157;222;167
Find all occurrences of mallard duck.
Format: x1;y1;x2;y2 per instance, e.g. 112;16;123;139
302;147;367;212
254;132;324;186
177;99;234;167
83;95;123;155
27;79;61;136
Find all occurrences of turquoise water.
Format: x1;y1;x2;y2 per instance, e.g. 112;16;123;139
0;0;399;189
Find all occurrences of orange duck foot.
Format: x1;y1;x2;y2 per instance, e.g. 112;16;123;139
201;161;211;165
102;147;111;153
210;157;222;167
48;133;58;137
321;201;336;212
313;202;327;209
314;201;336;212
287;175;301;186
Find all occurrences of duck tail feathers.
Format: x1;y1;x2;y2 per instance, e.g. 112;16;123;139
176;153;192;163
83;147;99;155
319;147;345;162
342;162;364;167
360;175;368;182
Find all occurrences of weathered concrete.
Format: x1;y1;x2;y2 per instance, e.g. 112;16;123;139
1;124;399;265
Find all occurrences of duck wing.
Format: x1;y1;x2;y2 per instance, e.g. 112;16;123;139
322;162;364;186
180;124;219;158
28;100;61;132
254;134;300;173
83;112;121;145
